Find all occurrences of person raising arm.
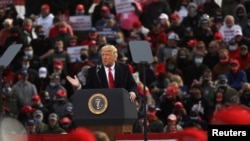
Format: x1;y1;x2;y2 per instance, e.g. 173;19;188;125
66;44;137;102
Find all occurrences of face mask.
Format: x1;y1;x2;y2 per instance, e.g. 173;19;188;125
237;13;244;18
62;124;70;129
203;77;211;81
24;51;33;57
179;55;186;59
116;38;122;44
76;11;84;15
194;58;203;65
54;46;60;53
34;118;42;124
50;82;55;87
218;83;227;88
167;65;175;70
243;90;250;98
229;45;237;51
38;32;45;38
215;16;223;21
44;96;50;100
22;64;30;69
57;97;65;101
80;54;88;61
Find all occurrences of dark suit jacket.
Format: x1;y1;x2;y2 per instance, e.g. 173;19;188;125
83;63;138;95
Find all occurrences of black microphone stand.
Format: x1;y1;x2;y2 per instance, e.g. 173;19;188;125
141;62;148;141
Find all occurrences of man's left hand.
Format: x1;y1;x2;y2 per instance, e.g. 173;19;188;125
129;92;136;103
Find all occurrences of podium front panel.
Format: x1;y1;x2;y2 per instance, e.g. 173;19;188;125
72;88;138;125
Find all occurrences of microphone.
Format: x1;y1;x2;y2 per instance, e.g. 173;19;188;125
96;64;102;87
96;64;101;73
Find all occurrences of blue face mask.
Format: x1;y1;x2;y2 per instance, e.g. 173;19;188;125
116;38;122;44
50;82;56;87
168;65;175;70
24;51;33;57
229;45;237;51
194;58;203;65
34;118;42;124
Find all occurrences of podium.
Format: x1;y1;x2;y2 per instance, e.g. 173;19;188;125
71;88;138;141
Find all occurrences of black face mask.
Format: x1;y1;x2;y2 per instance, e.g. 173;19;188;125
62;124;70;129
217;85;227;94
44;96;50;102
215;15;223;22
54;46;60;53
44;99;50;103
202;78;211;84
243;90;250;99
237;13;244;18
38;32;45;38
80;54;88;61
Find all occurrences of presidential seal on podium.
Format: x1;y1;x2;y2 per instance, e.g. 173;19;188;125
88;93;108;115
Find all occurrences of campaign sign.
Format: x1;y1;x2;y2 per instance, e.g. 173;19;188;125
69;15;92;31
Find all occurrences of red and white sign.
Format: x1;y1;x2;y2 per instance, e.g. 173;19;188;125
69;15;92;31
67;45;88;62
115;0;135;14
0;0;13;8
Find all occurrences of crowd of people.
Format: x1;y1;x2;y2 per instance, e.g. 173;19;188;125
1;0;250;140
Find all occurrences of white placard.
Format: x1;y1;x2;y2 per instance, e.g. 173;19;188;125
115;0;135;14
0;0;12;8
67;45;88;62
69;15;92;31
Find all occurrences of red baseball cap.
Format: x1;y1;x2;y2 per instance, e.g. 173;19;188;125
31;95;41;101
171;13;180;20
56;89;67;97
213;32;223;40
101;6;109;13
41;4;50;10
21;105;34;114
76;4;84;11
53;60;63;69
174;101;184;108
60;117;71;124
210;104;250;125
68;127;96;141
178;128;207;141
132;20;142;28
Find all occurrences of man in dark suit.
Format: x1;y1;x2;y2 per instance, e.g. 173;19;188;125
66;44;137;102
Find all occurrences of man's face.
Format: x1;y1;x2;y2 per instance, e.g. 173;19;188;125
225;18;234;27
49;119;57;127
101;50;117;67
41;8;49;16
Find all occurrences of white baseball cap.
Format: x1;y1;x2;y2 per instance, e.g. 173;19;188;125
38;67;47;78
